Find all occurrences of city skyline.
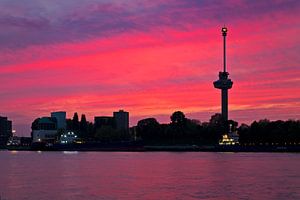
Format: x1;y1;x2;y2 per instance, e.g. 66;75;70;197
0;0;300;136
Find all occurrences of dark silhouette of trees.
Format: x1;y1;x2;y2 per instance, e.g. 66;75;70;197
95;125;130;142
238;119;300;145
86;121;94;139
66;119;73;130
166;111;194;144
72;112;80;132
228;119;238;133
79;114;88;138
134;111;298;146
137;111;224;145
171;111;187;125
136;118;161;144
207;113;226;142
95;126;118;142
64;113;94;139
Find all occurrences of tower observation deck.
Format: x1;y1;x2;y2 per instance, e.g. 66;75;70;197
213;27;233;122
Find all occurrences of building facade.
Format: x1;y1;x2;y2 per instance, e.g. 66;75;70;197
32;117;58;143
51;111;66;130
94;110;129;131
0;116;12;145
113;110;129;131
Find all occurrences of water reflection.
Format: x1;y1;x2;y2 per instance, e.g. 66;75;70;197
63;151;79;154
0;152;299;200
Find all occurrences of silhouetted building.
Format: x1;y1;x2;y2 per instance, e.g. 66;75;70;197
20;137;32;146
94;116;114;129
113;110;129;131
0;116;12;145
32;117;57;143
51;111;66;130
94;110;129;131
213;27;233;122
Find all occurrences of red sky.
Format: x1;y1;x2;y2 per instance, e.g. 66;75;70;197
0;0;299;136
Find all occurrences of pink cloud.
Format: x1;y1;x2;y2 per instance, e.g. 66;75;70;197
0;0;299;136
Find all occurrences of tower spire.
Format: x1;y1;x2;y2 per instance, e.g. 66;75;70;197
222;27;227;72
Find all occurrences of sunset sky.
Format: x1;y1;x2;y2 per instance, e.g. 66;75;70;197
0;0;299;136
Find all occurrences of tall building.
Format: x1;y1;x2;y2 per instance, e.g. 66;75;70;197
113;110;129;131
51;111;66;130
0;116;12;145
213;27;233;122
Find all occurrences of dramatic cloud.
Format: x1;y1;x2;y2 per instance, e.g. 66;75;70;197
0;0;299;135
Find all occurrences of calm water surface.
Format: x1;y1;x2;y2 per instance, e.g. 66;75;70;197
0;151;299;200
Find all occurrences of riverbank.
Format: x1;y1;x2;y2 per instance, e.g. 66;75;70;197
1;144;300;152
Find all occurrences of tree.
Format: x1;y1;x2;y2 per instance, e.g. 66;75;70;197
237;123;250;144
87;122;95;139
208;113;226;142
72;112;79;131
228;119;238;133
95;126;125;142
170;111;186;125
66;119;73;130
79;114;88;138
137;118;161;143
237;119;300;145
209;113;224;127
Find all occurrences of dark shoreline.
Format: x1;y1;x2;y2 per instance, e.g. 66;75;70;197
1;145;300;152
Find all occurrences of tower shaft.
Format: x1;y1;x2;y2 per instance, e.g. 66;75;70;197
221;89;228;121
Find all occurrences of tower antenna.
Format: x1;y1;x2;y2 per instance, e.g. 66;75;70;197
222;27;227;72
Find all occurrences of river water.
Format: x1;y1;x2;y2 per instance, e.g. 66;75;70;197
0;151;299;200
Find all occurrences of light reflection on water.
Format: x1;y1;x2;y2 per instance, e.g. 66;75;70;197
63;151;79;154
0;151;299;200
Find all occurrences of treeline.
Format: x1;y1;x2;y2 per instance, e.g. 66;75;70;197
135;111;234;145
238;119;300;145
136;111;300;145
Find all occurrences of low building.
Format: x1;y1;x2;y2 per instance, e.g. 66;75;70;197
94;110;129;132
32;117;58;143
94;116;114;129
6;136;21;146
0;116;12;145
